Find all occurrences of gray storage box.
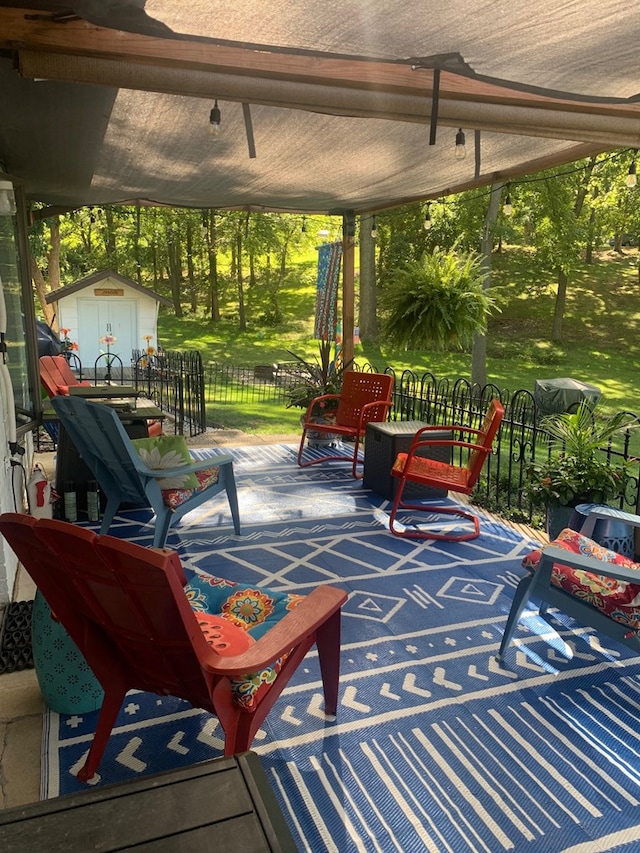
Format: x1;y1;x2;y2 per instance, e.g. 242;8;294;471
363;420;452;500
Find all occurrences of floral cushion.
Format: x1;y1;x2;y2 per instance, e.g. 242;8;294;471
185;572;304;711
522;528;640;630
161;466;220;510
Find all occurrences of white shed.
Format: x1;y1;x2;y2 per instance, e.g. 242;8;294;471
45;270;172;375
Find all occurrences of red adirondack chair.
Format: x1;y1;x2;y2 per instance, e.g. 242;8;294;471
0;513;347;782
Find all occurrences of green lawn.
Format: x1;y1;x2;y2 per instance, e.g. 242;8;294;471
158;247;640;432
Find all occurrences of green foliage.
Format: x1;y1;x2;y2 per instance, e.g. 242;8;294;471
380;244;496;350
284;341;351;411
523;401;638;507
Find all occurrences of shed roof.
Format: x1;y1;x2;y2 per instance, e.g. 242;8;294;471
0;1;638;214
45;269;173;306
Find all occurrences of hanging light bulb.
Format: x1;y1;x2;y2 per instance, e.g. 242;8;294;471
626;161;637;188
455;128;466;160
423;204;432;230
371;216;377;239
209;99;221;137
503;185;513;217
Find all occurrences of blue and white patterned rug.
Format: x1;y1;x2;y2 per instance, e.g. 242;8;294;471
42;444;640;852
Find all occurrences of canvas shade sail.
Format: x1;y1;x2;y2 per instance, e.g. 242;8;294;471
0;0;638;213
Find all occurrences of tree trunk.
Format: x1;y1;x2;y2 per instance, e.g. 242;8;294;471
47;218;61;292
30;255;55;327
471;183;503;387
551;156;596;340
166;233;183;318
103;208;117;270
186;220;197;313
134;205;142;285
551;268;568;341
236;228;246;331
206;211;220;322
358;213;379;342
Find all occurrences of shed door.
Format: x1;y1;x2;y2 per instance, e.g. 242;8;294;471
77;298;138;372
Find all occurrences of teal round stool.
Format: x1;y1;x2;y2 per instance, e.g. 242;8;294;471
31;590;104;714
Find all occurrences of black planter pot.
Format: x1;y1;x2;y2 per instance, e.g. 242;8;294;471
545;502;579;541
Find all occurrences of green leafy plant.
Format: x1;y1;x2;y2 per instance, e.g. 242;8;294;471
524;401;638;508
381;243;497;350
284;340;351;413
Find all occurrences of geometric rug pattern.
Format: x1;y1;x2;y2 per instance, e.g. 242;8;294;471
42;444;640;852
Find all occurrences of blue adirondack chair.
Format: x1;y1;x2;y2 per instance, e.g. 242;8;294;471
51;396;241;547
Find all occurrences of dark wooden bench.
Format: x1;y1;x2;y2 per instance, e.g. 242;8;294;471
0;752;297;852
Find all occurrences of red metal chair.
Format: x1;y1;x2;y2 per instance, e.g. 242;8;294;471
388;399;505;541
297;371;394;478
0;513;347;782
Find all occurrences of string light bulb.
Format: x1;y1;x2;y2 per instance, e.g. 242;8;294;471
503;185;513;217
371;216;377;239
423;204;432;230
209;99;221;137
626;160;637;188
455;128;466;160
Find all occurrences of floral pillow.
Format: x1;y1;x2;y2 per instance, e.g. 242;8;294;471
131;434;199;490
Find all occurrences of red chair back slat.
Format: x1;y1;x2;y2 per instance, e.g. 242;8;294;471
335;372;394;429
39;355;89;397
34;520;214;705
466;399;505;487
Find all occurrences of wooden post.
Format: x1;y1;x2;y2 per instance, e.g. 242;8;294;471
342;211;355;369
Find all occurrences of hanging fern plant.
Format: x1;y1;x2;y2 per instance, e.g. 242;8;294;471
381;244;497;350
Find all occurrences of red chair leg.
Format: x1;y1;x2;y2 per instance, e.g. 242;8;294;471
389;480;481;542
316;609;342;715
76;687;127;782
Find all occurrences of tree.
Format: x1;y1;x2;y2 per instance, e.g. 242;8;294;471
358;213;378;342
29;214;61;327
525;157;597;341
471;183;503;387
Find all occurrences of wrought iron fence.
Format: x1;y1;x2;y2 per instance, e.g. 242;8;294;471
131;350;206;437
201;361;640;525
387;369;640;525
66;352;640;525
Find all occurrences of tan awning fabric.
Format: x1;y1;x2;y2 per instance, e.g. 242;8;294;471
0;1;638;212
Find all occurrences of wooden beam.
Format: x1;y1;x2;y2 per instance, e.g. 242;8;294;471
3;8;640;122
342;213;355;370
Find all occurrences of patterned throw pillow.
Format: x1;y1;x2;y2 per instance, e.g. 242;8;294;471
131;434;199;490
522;527;640;627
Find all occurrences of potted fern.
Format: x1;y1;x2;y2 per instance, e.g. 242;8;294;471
524;401;638;538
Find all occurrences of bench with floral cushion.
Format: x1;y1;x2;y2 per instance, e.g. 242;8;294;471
497;507;640;663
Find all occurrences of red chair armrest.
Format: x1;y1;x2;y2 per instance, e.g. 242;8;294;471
197;585;347;675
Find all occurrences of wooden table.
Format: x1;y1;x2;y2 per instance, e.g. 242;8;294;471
67;384;139;399
0;753;297;852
